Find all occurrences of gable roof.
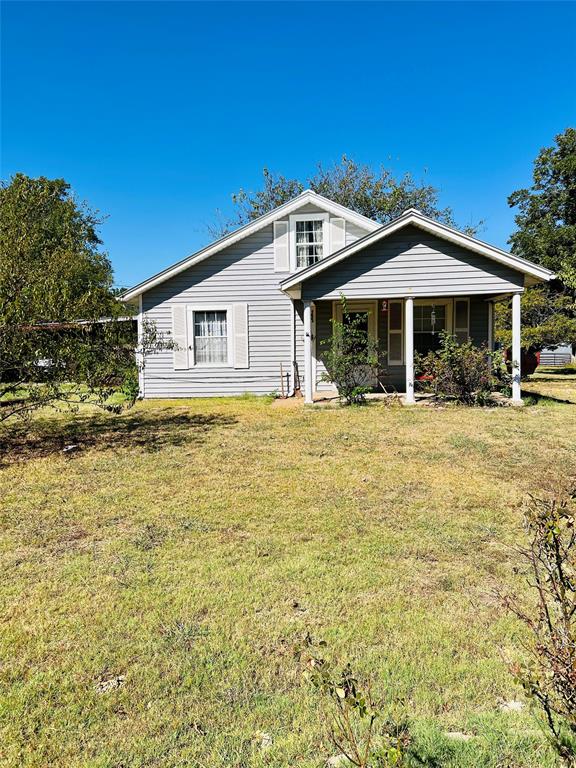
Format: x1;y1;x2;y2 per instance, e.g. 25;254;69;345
121;190;380;302
280;208;554;291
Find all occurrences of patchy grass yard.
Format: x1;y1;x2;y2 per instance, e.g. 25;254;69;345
523;364;576;404
1;395;575;767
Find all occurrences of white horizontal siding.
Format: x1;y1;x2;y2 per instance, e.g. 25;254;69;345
346;220;370;246
140;209;372;398
142;225;293;397
302;226;524;300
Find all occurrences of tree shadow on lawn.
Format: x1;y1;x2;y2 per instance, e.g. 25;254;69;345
521;390;576;406
535;366;576;377
0;409;237;466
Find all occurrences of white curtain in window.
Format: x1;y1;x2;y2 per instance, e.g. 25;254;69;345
194;310;227;364
296;220;323;267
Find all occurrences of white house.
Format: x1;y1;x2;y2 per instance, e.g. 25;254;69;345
122;190;554;403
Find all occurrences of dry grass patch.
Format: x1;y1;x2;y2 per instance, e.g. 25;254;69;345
523;365;576;404
1;396;575;767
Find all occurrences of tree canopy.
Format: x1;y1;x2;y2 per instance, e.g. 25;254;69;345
0;174;165;421
496;129;576;353
495;284;576;352
1;174;117;326
508;127;576;285
212;157;479;238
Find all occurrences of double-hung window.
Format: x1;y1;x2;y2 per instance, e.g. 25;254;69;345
296;220;324;268
193;310;228;365
173;303;249;370
413;304;447;356
290;213;329;270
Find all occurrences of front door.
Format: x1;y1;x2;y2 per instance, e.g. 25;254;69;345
333;300;379;388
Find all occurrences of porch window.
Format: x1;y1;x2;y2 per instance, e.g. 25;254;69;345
193;310;228;365
413;304;447;356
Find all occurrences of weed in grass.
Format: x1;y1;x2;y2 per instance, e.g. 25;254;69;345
447;434;491;455
296;633;411;767
1;397;575;767
179;516;214;533
133;522;167;551
108;552;155;587
109;552;135;587
161;620;209;650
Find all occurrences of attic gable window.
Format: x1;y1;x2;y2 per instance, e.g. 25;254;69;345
296;220;323;267
289;212;329;271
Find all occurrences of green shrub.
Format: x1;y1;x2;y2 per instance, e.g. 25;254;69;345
321;298;383;405
416;332;510;405
503;485;576;765
295;633;410;767
120;367;140;402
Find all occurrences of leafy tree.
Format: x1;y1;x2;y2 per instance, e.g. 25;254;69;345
0;173;166;422
495;285;576;353
212;156;480;237
508;128;576;281
497;128;576;353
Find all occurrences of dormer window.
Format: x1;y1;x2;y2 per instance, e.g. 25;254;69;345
289;212;329;271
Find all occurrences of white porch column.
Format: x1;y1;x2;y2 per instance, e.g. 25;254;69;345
512;292;522;402
405;296;415;403
137;294;145;399
303;300;314;404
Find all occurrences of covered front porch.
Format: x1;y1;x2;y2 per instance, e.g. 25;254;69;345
299;293;522;404
279;208;551;407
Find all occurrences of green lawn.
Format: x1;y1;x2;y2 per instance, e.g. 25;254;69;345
1;395;575;767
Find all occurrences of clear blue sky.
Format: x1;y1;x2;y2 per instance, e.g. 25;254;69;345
2;1;575;289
